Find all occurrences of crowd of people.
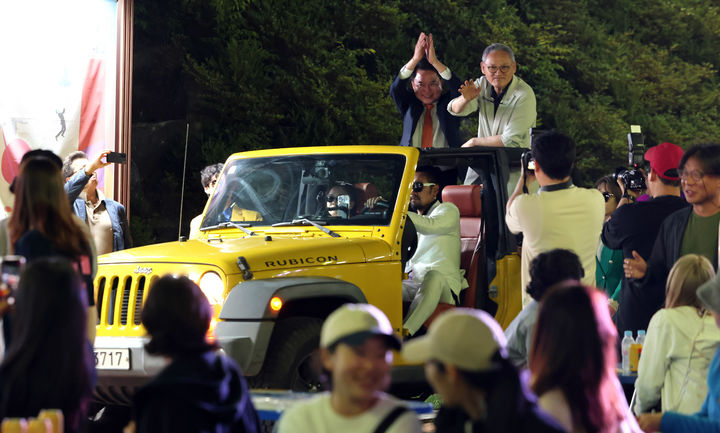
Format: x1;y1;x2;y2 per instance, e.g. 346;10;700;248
1;30;720;433
390;30;720;432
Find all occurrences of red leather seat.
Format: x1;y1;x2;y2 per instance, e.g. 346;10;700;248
423;184;484;327
354;182;379;213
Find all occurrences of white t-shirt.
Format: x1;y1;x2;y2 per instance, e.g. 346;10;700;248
505;186;604;306
275;392;422;433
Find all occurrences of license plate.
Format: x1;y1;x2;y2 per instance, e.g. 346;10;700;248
94;349;130;370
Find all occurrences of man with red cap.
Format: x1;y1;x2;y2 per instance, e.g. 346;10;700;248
602;141;689;339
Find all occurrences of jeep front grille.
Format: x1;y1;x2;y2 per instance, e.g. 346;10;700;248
95;263;228;337
96;274;157;329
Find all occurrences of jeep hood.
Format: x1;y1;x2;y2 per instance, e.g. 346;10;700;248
98;235;393;274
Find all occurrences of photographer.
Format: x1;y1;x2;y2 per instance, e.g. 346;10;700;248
614;167;649;208
506;131;604;307
63;150;131;254
602;142;688;338
620;144;720;347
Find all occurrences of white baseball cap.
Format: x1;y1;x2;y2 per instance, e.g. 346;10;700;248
320;303;401;350
402;308;507;371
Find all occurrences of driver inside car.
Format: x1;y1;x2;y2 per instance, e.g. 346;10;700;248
325;184;357;219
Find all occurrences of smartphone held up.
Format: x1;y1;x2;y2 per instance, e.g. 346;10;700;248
0;255;25;303
106;152;127;164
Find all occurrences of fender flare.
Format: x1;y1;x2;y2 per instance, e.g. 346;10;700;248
215;276;367;375
219;276;367;320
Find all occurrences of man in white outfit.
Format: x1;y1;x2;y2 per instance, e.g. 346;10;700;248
403;166;467;336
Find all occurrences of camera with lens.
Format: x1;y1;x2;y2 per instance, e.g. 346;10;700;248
521;151;535;174
613;168;646;191
613;125;647;191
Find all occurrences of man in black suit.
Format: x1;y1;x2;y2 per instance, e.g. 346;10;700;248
390;32;463;148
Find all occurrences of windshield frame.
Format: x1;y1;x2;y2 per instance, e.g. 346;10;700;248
200;151;409;232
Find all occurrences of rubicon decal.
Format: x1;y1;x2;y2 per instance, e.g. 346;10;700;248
264;255;338;267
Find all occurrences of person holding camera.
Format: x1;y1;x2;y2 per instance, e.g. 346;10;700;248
601;142;688;339
62;150;132;254
506;131;604;307
615;169;649;205
621;143;720;343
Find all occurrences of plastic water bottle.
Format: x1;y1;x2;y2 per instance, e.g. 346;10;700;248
634;329;647;370
1;418;28;433
621;330;635;374
636;330;646;345
38;409;63;433
26;418;51;433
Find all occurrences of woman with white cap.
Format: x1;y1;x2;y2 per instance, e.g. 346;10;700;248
402;308;565;433
276;303;421;433
638;272;720;432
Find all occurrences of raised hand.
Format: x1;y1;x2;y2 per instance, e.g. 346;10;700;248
86;150;112;175
459;80;481;101
624;250;647;280
425;33;437;64
413;32;427;63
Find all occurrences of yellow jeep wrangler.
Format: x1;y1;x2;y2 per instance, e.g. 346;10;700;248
91;145;523;404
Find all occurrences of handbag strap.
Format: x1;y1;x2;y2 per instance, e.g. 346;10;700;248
373;406;410;433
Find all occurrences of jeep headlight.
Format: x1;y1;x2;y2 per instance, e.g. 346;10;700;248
198;271;224;305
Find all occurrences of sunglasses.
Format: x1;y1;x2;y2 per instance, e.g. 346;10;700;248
412;182;436;193
602;191;615;202
326;194;350;203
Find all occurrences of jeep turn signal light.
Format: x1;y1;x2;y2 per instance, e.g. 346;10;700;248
269;296;283;312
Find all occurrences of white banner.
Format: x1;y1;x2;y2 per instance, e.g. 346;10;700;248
0;0;118;215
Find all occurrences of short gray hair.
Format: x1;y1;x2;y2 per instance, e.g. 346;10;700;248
62;150;87;180
482;43;516;63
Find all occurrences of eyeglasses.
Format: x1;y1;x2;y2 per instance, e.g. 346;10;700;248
326;194;338;203
414;81;441;90
601;192;615;202
679;169;705;182
412;182;436;193
484;64;512;74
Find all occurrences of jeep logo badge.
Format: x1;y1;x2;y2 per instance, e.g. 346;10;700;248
134;265;152;275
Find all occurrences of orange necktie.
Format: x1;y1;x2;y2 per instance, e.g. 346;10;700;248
421;104;434;148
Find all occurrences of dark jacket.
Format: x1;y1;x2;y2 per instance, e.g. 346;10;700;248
602;195;689;261
14;230;94;306
433;365;566;433
432;401;566;433
390;71;464;148
601;196;689;335
620;206;694;334
65;170;132;251
133;351;260;433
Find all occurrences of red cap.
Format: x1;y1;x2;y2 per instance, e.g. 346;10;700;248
644;142;684;181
